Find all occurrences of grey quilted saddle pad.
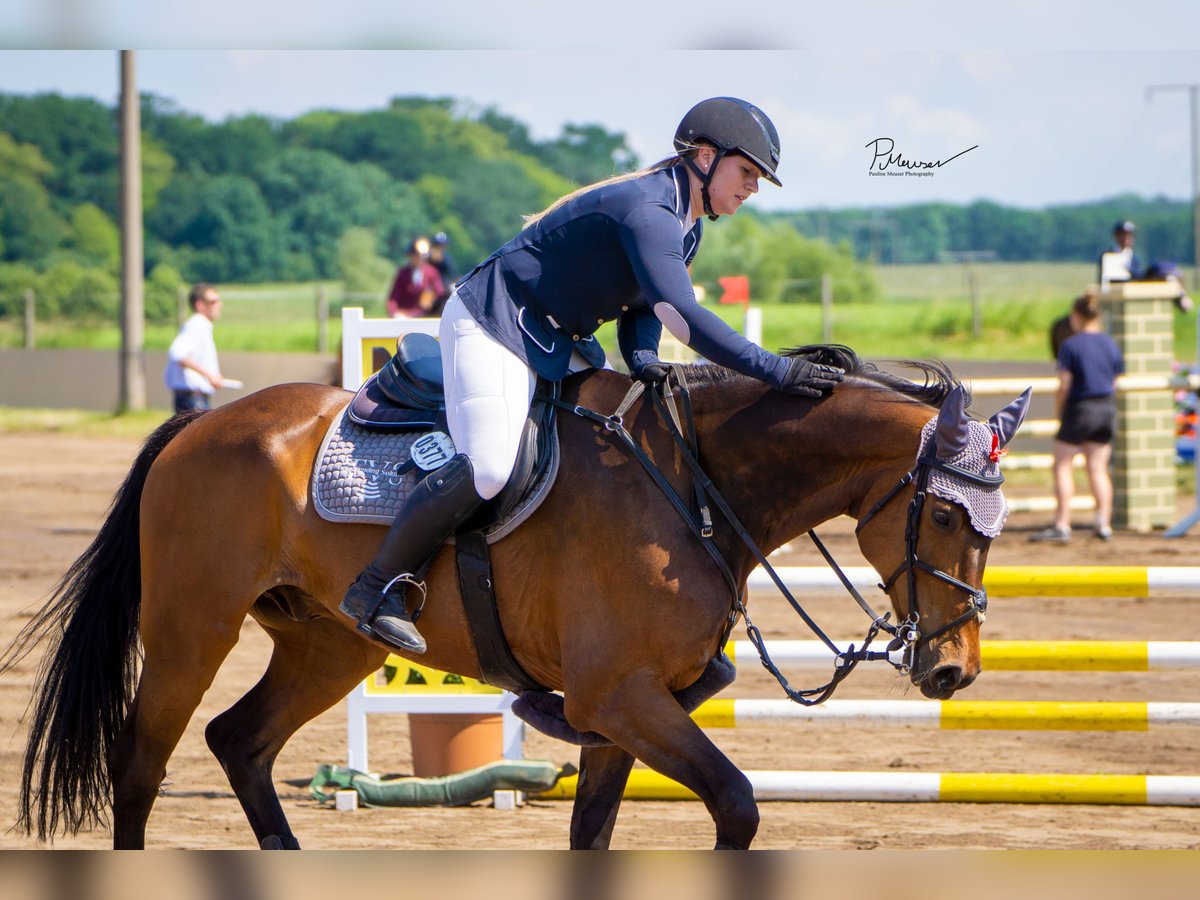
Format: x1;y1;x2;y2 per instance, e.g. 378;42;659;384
310;403;558;544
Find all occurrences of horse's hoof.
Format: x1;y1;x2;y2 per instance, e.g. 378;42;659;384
714;841;747;850
260;834;300;850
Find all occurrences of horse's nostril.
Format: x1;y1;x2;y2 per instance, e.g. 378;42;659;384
931;665;963;693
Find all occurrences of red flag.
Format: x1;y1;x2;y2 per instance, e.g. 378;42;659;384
717;275;750;304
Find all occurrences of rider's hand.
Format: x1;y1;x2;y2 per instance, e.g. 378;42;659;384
631;352;671;386
779;358;844;397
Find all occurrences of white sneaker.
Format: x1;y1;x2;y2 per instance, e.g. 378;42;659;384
1095;525;1113;541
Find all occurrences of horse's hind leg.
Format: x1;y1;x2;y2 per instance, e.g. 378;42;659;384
205;598;384;849
110;588;251;849
570;744;636;849
567;673;758;850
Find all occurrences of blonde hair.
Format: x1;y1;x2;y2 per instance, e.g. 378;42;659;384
522;150;701;229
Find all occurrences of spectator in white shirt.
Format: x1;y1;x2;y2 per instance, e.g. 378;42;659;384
164;283;225;413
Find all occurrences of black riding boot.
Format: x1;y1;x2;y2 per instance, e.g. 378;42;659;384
339;454;484;653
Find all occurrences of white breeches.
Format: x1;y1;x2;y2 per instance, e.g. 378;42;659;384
440;293;536;500
439;292;596;500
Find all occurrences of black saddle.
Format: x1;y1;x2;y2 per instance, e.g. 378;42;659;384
348;332;446;429
377;332;445;409
347;332;557;530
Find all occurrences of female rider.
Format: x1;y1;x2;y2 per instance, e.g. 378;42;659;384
340;97;845;653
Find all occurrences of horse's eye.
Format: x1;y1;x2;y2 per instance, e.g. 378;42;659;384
932;509;953;528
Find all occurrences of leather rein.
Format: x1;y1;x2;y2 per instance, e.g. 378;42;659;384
547;366;995;706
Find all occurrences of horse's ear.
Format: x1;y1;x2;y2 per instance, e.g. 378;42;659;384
988;387;1033;448
934;385;971;459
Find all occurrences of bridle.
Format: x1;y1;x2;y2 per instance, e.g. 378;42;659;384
549;368;999;706
848;450;998;670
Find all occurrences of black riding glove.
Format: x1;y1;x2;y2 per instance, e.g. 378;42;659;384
779;358;844;397
630;351;671;386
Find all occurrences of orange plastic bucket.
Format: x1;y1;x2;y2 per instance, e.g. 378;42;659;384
409;713;503;777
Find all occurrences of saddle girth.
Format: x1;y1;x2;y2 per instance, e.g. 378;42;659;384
454;531;545;694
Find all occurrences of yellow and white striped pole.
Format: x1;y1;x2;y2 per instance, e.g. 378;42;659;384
688;698;1200;731
724;640;1200;671
539;770;1200;805
746;566;1200;597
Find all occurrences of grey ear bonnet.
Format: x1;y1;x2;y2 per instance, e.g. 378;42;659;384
918;388;1031;539
987;387;1032;447
934;385;971;458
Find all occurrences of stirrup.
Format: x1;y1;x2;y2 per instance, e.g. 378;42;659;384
367;573;429;654
339;571;424;632
380;573;428;623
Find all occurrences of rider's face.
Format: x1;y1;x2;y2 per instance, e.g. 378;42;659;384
694;148;762;217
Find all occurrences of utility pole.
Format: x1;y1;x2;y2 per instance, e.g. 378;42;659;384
1147;84;1200;287
944;250;996;339
118;50;145;412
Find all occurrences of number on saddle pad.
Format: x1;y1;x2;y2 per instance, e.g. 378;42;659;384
411;431;456;471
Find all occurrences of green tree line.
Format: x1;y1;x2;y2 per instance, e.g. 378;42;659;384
785;195;1195;266
0;90;882;320
0;92;637;318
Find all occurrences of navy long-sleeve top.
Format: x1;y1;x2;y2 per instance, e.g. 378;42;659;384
454;164;791;385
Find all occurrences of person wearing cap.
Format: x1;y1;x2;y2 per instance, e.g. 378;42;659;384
1097;220;1144;284
1053;220;1146;359
427;231;458;316
386;237;446;318
339;96;845;653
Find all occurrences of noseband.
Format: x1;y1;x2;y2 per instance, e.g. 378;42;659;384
848;453;1000;671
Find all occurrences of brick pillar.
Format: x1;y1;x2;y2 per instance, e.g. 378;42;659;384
1098;284;1179;531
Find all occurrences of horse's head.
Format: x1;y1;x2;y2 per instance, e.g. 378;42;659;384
854;384;1031;699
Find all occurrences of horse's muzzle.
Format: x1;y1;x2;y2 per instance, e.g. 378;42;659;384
916;662;977;699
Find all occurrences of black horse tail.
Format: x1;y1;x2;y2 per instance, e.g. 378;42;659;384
0;409;205;841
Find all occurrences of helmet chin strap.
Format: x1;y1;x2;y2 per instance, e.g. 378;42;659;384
682;150;727;221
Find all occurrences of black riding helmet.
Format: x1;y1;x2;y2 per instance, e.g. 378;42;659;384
674;97;782;220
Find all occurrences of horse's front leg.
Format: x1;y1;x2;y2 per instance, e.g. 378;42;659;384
564;672;758;850
570;743;636;849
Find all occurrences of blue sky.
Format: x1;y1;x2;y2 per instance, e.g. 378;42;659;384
1;4;1198;212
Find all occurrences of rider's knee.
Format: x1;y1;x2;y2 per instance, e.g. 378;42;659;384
470;459;513;501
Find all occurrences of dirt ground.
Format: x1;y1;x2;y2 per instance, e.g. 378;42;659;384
2;429;1199;850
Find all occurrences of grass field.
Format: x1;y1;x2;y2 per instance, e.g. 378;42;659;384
0;282;376;355
695;261;1195;362
0;407;171;437
1;263;1195;363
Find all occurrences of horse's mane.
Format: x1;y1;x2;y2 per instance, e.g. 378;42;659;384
685;344;968;410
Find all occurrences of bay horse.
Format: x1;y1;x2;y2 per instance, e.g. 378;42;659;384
3;347;1027;849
